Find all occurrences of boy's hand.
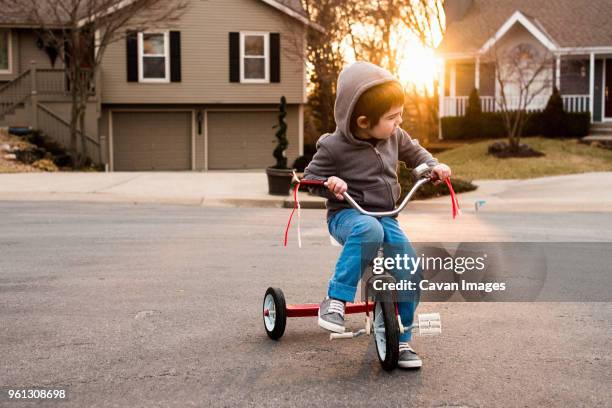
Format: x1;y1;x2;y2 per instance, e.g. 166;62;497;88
431;164;452;185
324;176;348;200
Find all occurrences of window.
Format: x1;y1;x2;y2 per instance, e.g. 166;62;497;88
240;32;269;83
138;31;169;82
0;29;11;73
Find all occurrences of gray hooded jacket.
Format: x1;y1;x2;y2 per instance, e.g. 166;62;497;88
304;61;439;221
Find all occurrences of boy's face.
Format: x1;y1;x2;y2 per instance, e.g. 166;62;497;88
355;105;404;140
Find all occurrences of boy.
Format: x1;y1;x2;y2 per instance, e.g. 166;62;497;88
304;61;451;369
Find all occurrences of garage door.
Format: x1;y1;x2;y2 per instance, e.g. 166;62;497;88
113;111;191;171
207;111;276;169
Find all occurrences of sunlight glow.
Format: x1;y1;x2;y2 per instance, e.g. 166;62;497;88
339;23;443;95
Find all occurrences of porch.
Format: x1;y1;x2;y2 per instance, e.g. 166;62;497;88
438;53;611;122
0;62;101;163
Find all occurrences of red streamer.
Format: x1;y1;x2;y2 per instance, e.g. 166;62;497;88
445;178;461;218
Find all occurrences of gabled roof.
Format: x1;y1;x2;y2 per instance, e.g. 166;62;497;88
0;0;324;32
479;10;558;54
438;0;612;54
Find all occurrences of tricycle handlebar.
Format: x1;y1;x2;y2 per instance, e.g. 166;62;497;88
299;163;434;218
342;176;431;217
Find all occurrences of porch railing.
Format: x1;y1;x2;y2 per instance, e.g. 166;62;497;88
37;102;101;164
36;69;67;95
441;95;590;117
562;95;590;113
0;69;31;118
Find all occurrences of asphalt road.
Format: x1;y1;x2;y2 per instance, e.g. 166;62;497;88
1;202;611;407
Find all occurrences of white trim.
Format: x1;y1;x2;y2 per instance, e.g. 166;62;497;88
302;28;308;103
76;0;324;32
109;110;114;171
479;11;558;54
77;0;137;28
555;55;561;89
204;109;208;171
558;46;612;55
259;0;324;32
450;62;456;97
298;104;304;156
589;53;595;123
94;29;100;60
137;31;170;83
438;59;445;137
0;28;12;74
191;110;196;170
240;32;270;83
108;108;195;172
475;56;480;90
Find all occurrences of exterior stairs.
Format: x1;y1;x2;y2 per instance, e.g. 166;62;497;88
584;122;612;142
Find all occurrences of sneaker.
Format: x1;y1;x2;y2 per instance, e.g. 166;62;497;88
398;342;422;369
317;297;346;333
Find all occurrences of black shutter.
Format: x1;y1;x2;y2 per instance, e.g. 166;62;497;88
170;31;181;82
229;32;240;82
270;33;280;83
126;31;138;82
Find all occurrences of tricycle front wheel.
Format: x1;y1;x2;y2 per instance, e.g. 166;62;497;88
373;300;399;371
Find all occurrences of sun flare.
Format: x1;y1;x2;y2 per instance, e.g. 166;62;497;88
339;23;443;95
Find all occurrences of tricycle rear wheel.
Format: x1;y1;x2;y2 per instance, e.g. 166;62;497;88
263;287;287;340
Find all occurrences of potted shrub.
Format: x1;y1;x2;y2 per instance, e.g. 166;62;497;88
266;96;296;195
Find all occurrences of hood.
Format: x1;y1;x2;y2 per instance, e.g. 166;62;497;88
333;61;401;145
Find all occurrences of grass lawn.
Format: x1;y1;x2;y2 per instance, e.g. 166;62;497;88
436;136;612;180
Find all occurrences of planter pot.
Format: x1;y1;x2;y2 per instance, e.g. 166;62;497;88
266;167;295;196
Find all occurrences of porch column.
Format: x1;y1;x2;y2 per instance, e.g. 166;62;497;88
475;56;480;90
589;52;595;123
438;59;445;116
450;62;457;97
555;55;561;90
450;62;457;116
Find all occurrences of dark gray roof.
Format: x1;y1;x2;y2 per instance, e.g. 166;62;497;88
438;0;612;53
275;0;308;17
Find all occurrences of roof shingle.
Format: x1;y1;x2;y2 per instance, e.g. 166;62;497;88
438;0;612;53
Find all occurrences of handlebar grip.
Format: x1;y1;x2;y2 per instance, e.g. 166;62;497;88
297;179;326;186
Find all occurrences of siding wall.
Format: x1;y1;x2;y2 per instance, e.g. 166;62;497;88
43;100;100;141
1;29;66;83
18;30;59;72
492;24;553;103
99;0;307;104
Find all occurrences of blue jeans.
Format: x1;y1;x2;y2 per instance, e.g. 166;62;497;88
327;208;420;342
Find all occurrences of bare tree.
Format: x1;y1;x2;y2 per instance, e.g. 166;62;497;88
281;0;445;142
400;0;445;144
1;0;187;165
279;0;351;137
487;42;553;151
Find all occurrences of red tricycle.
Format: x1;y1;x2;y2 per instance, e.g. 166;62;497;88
263;163;443;371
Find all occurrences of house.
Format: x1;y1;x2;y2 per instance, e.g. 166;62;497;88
437;0;612;124
0;0;322;171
